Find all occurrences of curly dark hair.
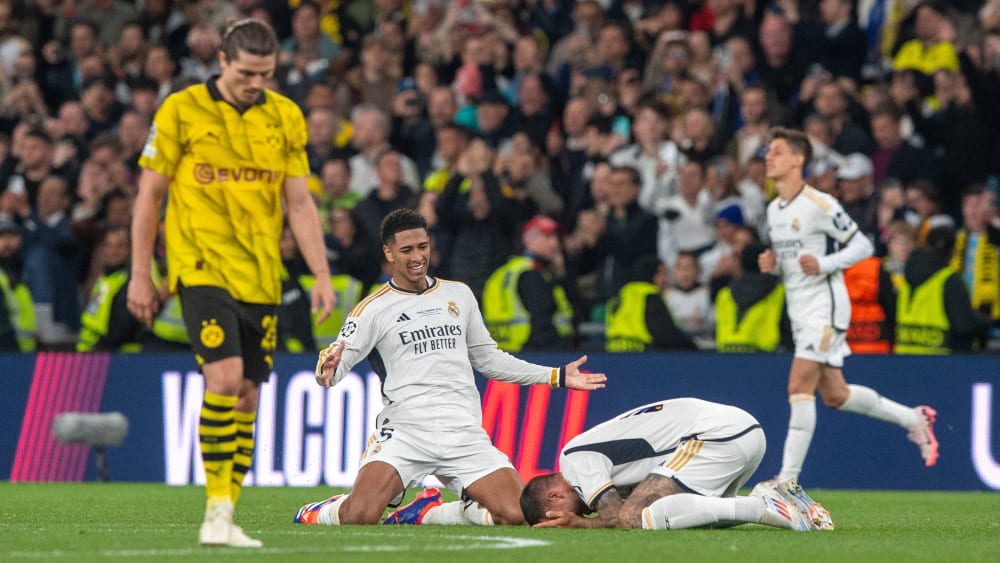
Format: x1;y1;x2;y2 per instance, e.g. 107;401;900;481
380;208;427;246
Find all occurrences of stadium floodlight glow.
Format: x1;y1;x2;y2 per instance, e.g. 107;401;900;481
52;412;129;482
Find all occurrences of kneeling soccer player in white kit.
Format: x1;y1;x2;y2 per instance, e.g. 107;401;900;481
759;127;938;483
518;397;833;531
294;209;607;527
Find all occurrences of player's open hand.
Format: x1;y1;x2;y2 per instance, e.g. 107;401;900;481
311;276;337;324
126;276;160;328
563;355;607;390
315;341;345;388
758;248;776;273
533;510;586;528
799;254;820;275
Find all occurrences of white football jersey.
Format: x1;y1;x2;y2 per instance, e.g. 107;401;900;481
559;398;760;508
765;185;858;329
328;277;558;431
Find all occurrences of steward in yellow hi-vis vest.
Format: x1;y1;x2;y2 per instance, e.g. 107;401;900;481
127;19;335;549
78;228;144;352
896;227;989;354
482;216;574;352
605;257;695;352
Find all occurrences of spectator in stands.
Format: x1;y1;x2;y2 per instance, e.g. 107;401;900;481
905;179;954;245
837;153;880;240
178;24;222;83
40;19;102;109
21;175;80;337
896;226;989;353
589;165;659;311
279;1;344;105
392;76;436;178
348;104;420;196
868;104;939;188
422;123;470;194
318;157;359;220
474;89;514;149
117;110;151;176
354;150;417;251
610;97;684;262
483;215;574;352
808;80;875;156
142;45;177;105
666;251;715;350
884;220;919;285
435;139;515;301
511;74;554;150
107;22;149;84
605;255;694;352
326;206;379;289
893;1;959;92
306;107;342;174
802;0;867;82
77;226;143;352
0;127;57;210
676;108;724;165
755;9;807;112
346;35;398;114
950;185;1000;326
549;97;594;230
0;218;35;351
715;242;790;353
80;76;125;140
660;160;715;267
728;85;772;168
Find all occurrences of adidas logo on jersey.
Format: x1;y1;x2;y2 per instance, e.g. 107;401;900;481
397;313;411;323
804;344;815;352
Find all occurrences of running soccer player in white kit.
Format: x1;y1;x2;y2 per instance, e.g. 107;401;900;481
295;209;607;526
759;127;938;482
518;397;831;531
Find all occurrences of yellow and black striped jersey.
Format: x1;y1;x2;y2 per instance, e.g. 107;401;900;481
139;78;310;304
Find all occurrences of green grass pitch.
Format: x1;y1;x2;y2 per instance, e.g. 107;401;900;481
1;483;998;562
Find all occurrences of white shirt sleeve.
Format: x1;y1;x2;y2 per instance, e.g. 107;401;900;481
466;303;558;387
329;310;380;387
817;230;874;274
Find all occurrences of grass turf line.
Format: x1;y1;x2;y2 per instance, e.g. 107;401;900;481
0;483;997;562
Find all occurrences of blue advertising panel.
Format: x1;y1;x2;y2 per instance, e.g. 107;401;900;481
2;352;998;490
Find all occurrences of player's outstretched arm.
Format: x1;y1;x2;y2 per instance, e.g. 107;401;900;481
562;355;607;391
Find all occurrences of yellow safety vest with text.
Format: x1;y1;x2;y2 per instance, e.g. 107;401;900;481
482;256;573;352
0;271;36;352
605;281;660;352
895;267;952;355
78;270;140;353
715;284;784;353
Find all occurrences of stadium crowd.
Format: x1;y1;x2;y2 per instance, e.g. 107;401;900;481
0;0;998;355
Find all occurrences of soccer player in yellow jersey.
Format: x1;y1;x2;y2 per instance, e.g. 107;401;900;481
127;19;335;548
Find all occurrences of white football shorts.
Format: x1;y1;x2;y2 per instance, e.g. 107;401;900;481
791;319;851;368
651;424;766;498
359;422;515;498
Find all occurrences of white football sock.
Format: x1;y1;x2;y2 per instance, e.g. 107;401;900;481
420;501;466;525
318;494;349;525
462;500;494;525
779;394;816;481
838;384;919;428
642;494;758;530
